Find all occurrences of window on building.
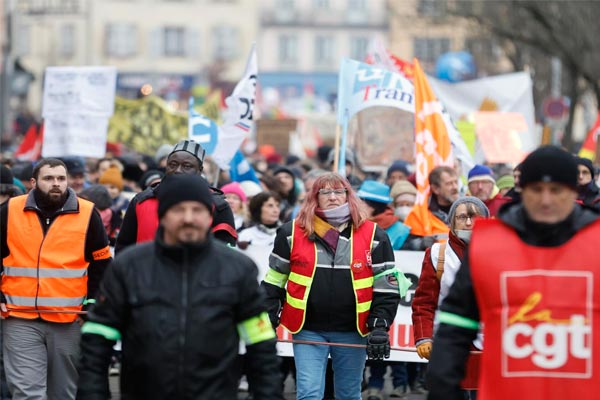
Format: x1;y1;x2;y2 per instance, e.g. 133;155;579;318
164;27;186;57
212;26;239;61
15;25;30;56
465;37;500;64
417;0;446;17
60;24;75;58
413;37;450;63
350;37;369;61
314;0;329;9
315;35;334;66
105;23;137;58
348;0;366;10
279;34;298;64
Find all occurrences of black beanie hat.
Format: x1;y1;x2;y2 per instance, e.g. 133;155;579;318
520;146;578;189
157;174;213;218
576;157;595;180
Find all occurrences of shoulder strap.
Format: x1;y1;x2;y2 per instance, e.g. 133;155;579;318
435;242;447;281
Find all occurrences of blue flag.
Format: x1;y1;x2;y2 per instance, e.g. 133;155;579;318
229;150;260;184
188;97;219;155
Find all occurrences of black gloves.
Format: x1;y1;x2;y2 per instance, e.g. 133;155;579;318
366;327;390;360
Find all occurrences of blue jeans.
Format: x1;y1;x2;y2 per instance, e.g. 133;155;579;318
368;361;408;389
293;330;366;400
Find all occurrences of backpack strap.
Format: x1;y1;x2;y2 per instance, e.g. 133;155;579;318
435;242;447;281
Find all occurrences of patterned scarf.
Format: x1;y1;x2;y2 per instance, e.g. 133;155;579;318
313;216;342;252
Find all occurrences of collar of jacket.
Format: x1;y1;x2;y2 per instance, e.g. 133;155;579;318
155;225;213;265
447;230;467;260
24;187;79;214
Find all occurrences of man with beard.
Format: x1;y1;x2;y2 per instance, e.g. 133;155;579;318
115;139;237;253
404;166;460;250
77;174;283;400
0;158;111;400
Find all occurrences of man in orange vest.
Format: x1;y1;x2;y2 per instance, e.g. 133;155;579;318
0;158;111;400
404;166;460;250
427;146;600;399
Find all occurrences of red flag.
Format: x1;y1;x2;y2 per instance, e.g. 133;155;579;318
14;124;43;161
579;111;600;160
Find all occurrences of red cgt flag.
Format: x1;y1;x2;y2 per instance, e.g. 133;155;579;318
14;123;43;161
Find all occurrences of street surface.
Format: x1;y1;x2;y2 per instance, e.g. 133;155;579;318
109;370;428;399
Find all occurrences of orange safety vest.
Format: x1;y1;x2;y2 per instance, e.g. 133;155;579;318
470;218;600;398
404;206;449;238
280;220;376;336
2;195;94;323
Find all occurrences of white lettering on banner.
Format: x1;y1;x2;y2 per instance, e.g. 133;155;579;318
503;316;590;369
500;271;593;378
274;250;427;363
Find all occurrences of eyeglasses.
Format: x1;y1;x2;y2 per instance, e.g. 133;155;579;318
455;214;475;222
318;188;347;196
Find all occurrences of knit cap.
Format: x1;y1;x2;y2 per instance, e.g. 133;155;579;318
448;196;490;221
496;175;515;190
221;182;247;203
169;139;206;164
576;157;595;179
157;174;213;218
520;146;578;189
387;160;410;179
99;166;124;191
79;184;112;210
390;180;417;201
468;165;495;183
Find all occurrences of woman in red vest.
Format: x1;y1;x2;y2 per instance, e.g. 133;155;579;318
263;172;406;400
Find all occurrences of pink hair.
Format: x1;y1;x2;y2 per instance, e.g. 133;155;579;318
295;172;368;236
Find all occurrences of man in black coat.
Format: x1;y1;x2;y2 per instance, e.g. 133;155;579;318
427;146;600;400
77;174;283;400
115;139;237;253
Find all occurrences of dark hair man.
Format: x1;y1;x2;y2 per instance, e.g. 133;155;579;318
77;174;283;399
1;157;111;399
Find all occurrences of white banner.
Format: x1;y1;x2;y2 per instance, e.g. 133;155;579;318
429;72;538;154
42;115;109;158
274;250;427;363
212;45;257;170
42;66;117;117
337;58;414;124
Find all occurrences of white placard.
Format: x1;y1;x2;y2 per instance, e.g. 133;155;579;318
42;66;117;117
42;115;109;158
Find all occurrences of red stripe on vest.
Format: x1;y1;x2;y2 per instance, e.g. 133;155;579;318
280;220;376;336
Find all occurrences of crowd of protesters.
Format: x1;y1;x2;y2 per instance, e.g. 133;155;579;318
1;139;600;400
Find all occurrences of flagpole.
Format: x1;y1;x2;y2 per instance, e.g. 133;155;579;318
333;124;341;172
338;110;349;175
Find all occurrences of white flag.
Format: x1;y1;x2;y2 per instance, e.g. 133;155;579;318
212;44;257;170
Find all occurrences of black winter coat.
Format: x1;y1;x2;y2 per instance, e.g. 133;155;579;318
77;231;283;400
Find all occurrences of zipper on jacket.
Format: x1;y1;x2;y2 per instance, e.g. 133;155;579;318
33;215;55;313
177;252;189;397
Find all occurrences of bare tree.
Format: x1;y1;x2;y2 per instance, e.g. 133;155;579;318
449;0;600;150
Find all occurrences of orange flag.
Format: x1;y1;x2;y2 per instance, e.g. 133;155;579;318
404;59;454;237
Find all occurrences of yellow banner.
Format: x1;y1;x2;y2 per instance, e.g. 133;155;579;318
107;93;221;154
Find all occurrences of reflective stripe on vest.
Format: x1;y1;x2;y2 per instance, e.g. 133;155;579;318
469;218;600;398
2;195;93;323
280;219;376;336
